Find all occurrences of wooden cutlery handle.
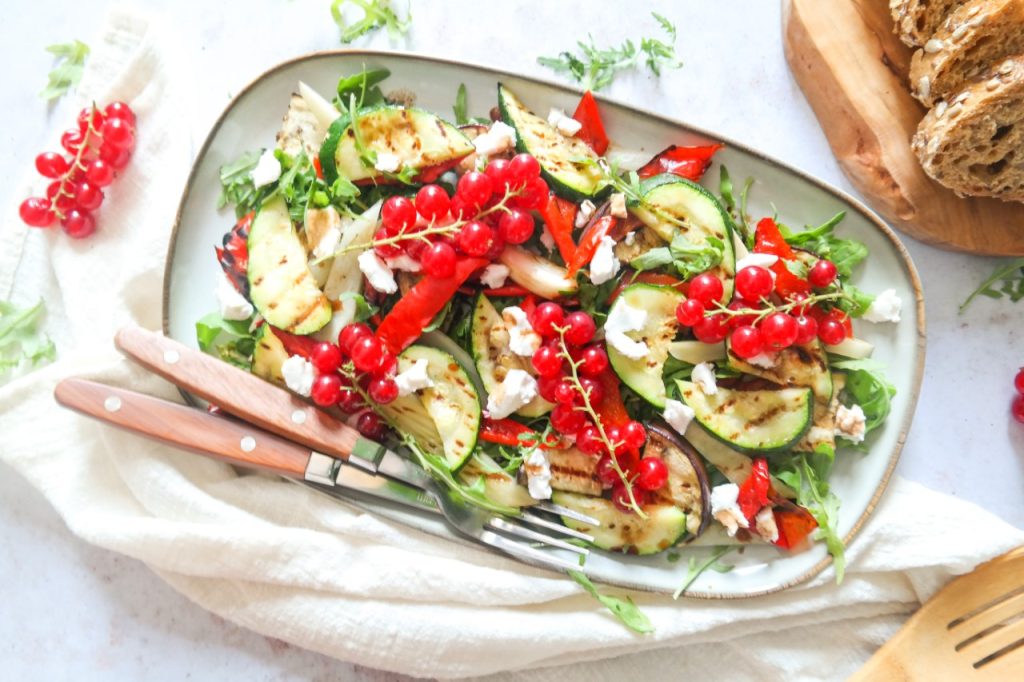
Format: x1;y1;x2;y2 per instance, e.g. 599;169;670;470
54;378;313;478
114;325;359;462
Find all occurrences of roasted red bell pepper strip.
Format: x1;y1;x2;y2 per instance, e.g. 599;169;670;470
567;216;616;277
216;212;254;294
572;91;609;156
272;327;320;359
737;458;771;522
636;143;723;181
607;271;685;304
480;418;562;449
376;257;488;355
773;505;819;549
594;367;630;427
540;194;578;264
459;284;532;298
313;156;324;180
754;217;811;299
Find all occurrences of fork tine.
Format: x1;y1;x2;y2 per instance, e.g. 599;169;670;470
518;510;594;542
487;517;589;555
480;529;582;572
531;501;601;526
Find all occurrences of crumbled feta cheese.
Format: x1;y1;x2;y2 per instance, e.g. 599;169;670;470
501;306;542;356
485;369;538;419
357;251;397;294
754;506;779;543
539;226;556;251
216;274;254;321
710;483;749;537
281;355;315;397
609;192;628;219
589;235;621;285
691;362;719;395
663;399;696;436
746;352;779;369
575;200;596;228
736;252;779;271
604;300;648;359
863;288;902;323
394;358;434;397
311;226;342;261
624;231;636;246
373;151;401;173
547;108;582;136
250;149;281;188
835;403;867;443
480;263;510;289
473;121;517;158
523;449;553;500
386;254;422;273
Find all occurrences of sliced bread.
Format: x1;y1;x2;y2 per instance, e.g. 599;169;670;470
912;55;1024;200
909;0;1024;106
891;0;969;47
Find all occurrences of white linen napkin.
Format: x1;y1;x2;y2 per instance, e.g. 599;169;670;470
2;6;1022;681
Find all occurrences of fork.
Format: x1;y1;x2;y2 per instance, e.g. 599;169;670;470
84;326;597;572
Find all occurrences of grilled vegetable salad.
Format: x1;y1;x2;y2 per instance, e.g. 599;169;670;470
199;68;901;576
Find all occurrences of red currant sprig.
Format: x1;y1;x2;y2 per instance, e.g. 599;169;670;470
1012;368;1024;424
20;101;137;238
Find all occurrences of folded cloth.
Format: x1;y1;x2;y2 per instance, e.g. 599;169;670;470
2;6;1022;681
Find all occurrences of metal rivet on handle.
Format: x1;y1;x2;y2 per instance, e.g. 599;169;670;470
291;409;307;425
163;350;180;364
240;436;256;452
104;396;122;412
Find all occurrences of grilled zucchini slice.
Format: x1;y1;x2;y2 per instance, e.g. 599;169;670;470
551;491;688;555
251;324;289;385
726;339;833;405
458;453;535;508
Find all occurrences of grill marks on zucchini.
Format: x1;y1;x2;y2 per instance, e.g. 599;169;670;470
251;325;288;385
552;491;689;555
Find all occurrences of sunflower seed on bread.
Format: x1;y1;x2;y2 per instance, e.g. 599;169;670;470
912;56;1024;201
909;0;1024;106
890;0;969;47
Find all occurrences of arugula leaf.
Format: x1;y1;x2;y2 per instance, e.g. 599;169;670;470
538;12;682;91
673;546;735;599
0;299;55;378
629;235;724;280
218;150;265;218
775;454;845;583
836;282;876;318
338;292;379;322
575;273;620;324
960;257;1024;313
330;0;411;43
780;212;868;279
336;67;390;107
629;247;673;272
40;40;89;101
567;570;654;634
195;312;255;369
453;83;469;125
832;359;896;434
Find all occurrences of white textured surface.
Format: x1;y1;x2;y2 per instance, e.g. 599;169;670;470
1;1;1022;680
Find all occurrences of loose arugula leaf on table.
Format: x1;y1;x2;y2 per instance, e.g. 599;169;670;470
960;257;1024;313
776;453;846;583
832;359;897;434
330;0;411;43
40;40;89;101
195;312;256;369
537;12;682;91
567;570;654;634
0;299;56;378
779;212;869;279
673;546;735;599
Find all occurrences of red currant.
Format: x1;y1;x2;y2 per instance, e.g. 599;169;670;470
530;302;565;338
457;220;495;257
101;117;135;149
350;335;385;373
338;323;371;354
74;181;104;211
368;377;399;405
564;311;596;346
818;318;847;346
537;374;562;402
85;159;115;187
382;196;417;235
808;259;838;288
579;377;604;405
421;242;457;278
612;484;647;513
311;342;343;373
597;455;619;486
35;152;70;179
762;312;799;350
676;298;705;327
636;457;669;491
693;314;729;344
577;425;605;456
19;197;55;228
1015;368;1024;395
104;101;136;125
688;273;725;306
622;421;647;450
789;292;810;315
61;129;84;155
516;176;549;211
484;158;511;191
497;208;534;244
61;209;95;239
448;194;472;220
735;265;774;302
794;315;818;345
554;380;579;405
1013;394;1024;423
725;300;758;330
730;325;765;359
484;232;506;260
337;389;366;414
531;345;563;377
47;182;76;212
550;403;586;435
508;153;541;188
414;184;450;222
356;411;387;440
311;373;342;406
99;143;132;169
378;352;398;378
373;229;403;258
578;345;609;376
456;171;494;209
77;107;104;132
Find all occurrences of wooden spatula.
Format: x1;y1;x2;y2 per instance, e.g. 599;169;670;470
849;547;1024;680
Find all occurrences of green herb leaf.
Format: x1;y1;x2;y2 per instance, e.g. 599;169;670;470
673;546;734;599
832;359;896;434
453;83;469;125
567;570;654;634
669;233;724;280
836;282;875;318
0;299;55;378
629;247;673;272
338;292;379;322
960;257;1024;313
719;165;735;213
776;454;846;583
780;212;868;279
336;67;391;107
218;149;265;218
41;40;89;101
330;0;411;43
195;312;256;369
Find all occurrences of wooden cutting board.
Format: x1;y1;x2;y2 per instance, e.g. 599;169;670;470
782;0;1024;256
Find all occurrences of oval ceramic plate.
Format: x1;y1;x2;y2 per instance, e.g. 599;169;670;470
163;51;925;598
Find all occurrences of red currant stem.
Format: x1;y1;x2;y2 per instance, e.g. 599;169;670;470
51;102;104;220
709;290;849;323
551;325;648;519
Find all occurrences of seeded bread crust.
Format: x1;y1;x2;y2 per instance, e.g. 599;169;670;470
909;0;1024;106
890;0;969;47
912;56;1024;200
